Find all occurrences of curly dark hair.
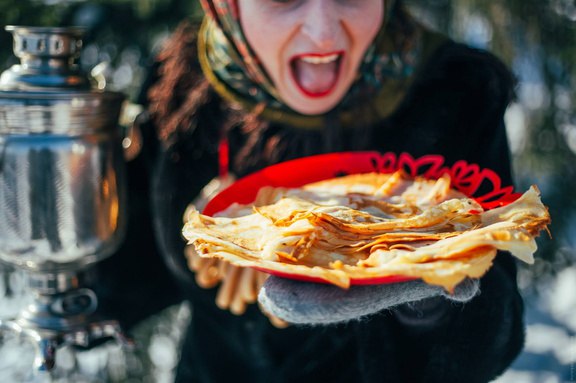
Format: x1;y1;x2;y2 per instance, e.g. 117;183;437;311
146;1;417;176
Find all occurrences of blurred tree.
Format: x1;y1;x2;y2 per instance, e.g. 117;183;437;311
483;0;576;286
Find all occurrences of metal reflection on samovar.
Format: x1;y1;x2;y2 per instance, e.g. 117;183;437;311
0;25;132;371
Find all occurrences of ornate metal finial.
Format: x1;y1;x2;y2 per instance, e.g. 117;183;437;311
1;26;91;90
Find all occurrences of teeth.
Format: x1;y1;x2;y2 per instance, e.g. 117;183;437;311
300;54;339;64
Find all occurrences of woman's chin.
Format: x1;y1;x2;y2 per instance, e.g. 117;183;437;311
290;103;336;116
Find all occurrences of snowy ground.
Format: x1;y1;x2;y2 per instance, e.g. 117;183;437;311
495;266;576;383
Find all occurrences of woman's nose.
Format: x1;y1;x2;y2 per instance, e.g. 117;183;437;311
300;2;341;50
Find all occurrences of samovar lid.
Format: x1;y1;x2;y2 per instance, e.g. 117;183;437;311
0;25;92;91
0;26;125;134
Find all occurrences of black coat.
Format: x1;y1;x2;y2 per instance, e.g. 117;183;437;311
95;37;524;383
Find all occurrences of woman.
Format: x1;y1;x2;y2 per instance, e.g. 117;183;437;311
97;0;525;381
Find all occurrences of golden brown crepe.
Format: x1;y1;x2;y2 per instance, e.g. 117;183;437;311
182;171;550;291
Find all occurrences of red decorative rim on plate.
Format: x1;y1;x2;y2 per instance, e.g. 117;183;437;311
204;151;521;215
202;152;522;285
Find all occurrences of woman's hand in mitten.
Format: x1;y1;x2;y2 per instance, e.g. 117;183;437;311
258;276;479;325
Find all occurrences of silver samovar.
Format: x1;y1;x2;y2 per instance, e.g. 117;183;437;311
0;26;132;371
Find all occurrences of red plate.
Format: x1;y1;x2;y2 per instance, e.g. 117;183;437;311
203;152;521;285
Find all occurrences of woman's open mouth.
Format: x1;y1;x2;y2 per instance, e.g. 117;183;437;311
290;51;344;98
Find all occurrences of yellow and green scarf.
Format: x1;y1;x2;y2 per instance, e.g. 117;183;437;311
198;0;444;129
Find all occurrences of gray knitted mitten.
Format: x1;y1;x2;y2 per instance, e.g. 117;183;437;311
258;277;479;325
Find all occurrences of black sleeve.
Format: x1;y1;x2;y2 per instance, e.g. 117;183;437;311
362;42;525;382
416;49;524;381
150;128;220;307
429;48;525;382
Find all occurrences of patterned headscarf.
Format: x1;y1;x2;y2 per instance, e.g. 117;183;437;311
198;0;426;127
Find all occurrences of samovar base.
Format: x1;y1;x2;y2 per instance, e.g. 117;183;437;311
0;270;133;371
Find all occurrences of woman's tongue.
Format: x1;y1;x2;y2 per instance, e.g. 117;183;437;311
293;59;338;95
